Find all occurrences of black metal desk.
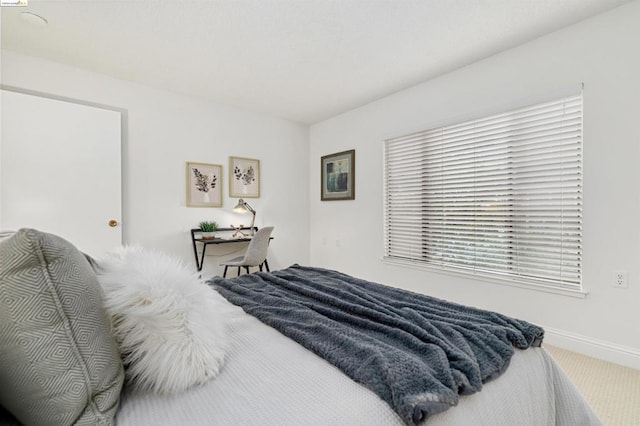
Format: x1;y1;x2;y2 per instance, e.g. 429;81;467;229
190;227;270;272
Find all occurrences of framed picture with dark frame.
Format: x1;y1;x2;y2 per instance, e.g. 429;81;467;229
321;149;355;201
229;156;260;198
186;162;223;207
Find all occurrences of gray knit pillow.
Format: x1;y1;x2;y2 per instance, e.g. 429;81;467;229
0;229;124;425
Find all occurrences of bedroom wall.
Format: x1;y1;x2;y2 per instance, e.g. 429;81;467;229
309;1;640;368
0;50;310;277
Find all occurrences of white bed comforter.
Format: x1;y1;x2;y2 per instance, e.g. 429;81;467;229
116;300;601;426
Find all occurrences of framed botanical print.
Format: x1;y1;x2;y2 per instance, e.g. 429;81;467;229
321;149;355;201
186;162;223;207
229;156;260;198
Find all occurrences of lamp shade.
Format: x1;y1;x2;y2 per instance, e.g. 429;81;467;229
233;200;248;213
233;199;255;214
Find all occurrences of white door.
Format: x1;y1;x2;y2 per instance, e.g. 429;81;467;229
1;90;122;256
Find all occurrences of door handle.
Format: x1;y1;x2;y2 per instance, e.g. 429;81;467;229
108;220;119;228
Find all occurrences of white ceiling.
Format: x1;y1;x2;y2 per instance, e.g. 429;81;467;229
1;0;632;124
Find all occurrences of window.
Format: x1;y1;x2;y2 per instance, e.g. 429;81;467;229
383;93;583;293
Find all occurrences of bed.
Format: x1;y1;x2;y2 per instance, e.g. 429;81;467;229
117;265;600;426
0;229;601;426
115;297;598;426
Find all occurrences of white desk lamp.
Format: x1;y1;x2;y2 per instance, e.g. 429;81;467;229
233;199;256;236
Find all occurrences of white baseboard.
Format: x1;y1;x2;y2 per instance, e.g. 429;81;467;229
544;327;640;371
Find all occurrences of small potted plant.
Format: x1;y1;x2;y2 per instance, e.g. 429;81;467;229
199;220;218;240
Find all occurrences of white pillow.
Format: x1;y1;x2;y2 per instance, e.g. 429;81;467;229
0;230;16;242
96;245;229;394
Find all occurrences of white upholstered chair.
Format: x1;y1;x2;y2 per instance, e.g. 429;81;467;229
221;226;274;278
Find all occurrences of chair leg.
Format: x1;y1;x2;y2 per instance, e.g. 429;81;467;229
258;263;263;271
223;265;229;278
244;266;250;274
237;266;241;276
263;259;270;272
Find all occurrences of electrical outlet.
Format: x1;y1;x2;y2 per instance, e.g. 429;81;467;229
612;270;628;289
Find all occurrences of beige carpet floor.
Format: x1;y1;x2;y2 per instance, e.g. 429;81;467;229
545;345;640;426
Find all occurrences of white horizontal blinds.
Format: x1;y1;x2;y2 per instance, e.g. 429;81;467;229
384;93;583;291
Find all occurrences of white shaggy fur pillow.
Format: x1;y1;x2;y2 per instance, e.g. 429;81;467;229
96;246;230;394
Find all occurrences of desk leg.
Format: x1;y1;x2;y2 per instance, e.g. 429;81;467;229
197;244;207;272
192;238;200;270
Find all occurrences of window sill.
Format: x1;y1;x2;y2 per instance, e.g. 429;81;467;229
381;257;588;299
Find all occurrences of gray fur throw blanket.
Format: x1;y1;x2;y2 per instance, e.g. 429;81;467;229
209;265;544;425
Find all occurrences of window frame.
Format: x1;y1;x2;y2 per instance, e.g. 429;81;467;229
383;91;585;297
